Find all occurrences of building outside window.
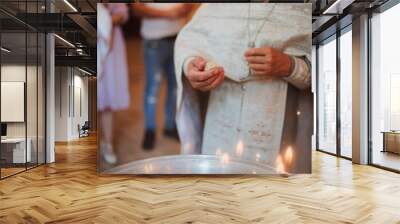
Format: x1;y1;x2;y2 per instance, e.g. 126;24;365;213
317;36;337;155
339;27;352;158
370;2;400;171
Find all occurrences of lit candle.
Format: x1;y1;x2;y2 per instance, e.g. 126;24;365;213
236;140;244;157
284;146;294;165
276;155;285;174
221;153;230;164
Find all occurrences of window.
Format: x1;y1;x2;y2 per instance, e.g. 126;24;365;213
339;28;352;158
370;2;400;171
0;1;47;179
317;36;337;154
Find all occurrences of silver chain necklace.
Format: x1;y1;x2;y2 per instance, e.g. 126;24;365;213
246;4;276;76
247;3;276;48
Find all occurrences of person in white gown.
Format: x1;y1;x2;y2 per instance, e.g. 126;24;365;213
174;3;313;173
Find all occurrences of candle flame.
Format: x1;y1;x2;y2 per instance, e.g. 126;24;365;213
236;140;244;156
256;153;260;162
276;155;285;174
221;153;230;164
284;146;294;165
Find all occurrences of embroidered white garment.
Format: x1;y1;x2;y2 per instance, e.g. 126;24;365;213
174;3;313;171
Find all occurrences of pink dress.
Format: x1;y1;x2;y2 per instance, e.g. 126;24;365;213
98;3;130;111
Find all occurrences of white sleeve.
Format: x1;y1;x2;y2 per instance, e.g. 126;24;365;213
283;56;311;90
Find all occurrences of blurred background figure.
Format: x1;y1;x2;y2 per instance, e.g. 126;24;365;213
132;3;193;150
98;3;130;164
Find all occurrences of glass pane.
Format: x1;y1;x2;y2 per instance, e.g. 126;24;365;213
318;37;337;154
38;32;45;165
27;31;38;169
25;0;39;170
0;1;46;178
1;31;27;177
312;45;317;151
371;3;400;171
340;29;352;158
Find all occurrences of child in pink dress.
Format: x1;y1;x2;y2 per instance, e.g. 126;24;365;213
98;3;130;164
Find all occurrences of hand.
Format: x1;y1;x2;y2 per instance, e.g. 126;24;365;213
244;46;293;77
185;57;225;92
167;4;191;19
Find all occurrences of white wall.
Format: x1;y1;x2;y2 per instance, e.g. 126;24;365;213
54;67;89;141
72;73;89;138
1;65;37;138
55;66;70;141
1;66;26;136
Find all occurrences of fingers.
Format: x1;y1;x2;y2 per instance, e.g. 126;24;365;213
207;72;225;90
187;69;211;82
192;71;220;88
192;57;206;71
186;57;225;91
251;70;267;76
245;56;265;64
244;47;266;57
244;47;275;76
188;67;222;82
188;67;225;91
248;63;269;72
199;72;225;92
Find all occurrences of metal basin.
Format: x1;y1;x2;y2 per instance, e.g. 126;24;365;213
104;154;277;174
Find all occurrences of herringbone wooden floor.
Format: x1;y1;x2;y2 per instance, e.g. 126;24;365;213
0;137;400;224
1;135;400;224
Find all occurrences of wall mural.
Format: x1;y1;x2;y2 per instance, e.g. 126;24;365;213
97;3;313;175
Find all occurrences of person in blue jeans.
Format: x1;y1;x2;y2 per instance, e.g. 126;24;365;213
133;3;193;149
